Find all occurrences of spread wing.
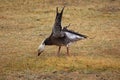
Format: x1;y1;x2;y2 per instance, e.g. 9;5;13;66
52;7;65;38
63;27;87;42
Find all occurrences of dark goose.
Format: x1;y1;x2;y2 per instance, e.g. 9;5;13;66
38;7;87;56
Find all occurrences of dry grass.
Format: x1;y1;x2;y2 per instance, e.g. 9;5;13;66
0;0;120;80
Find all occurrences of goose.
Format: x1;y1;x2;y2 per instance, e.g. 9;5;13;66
38;7;87;56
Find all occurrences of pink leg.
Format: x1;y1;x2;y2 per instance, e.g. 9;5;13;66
57;46;61;56
67;47;70;56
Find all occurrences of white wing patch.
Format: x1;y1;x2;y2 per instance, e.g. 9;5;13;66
65;32;84;41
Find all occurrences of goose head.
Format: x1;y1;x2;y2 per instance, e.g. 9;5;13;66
38;38;52;56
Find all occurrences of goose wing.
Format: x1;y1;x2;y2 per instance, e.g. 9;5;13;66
63;27;87;42
52;7;65;38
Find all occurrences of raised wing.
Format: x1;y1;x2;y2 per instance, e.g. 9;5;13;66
52;7;65;38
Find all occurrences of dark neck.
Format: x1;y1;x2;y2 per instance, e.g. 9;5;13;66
44;38;53;45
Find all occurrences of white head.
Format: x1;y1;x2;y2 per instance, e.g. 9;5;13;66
38;40;45;56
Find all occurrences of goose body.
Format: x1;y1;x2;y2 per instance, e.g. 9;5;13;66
38;7;87;56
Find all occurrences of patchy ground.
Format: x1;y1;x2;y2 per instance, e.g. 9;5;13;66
3;71;120;80
0;0;120;80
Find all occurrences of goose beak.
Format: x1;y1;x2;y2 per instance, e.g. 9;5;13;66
38;43;45;56
38;50;43;56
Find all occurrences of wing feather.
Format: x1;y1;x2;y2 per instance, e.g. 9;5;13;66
52;7;65;38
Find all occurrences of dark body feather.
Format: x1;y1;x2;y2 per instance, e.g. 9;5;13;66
44;27;87;46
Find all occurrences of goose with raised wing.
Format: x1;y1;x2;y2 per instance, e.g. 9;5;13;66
38;7;87;56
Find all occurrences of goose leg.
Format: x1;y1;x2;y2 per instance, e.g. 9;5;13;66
66;47;70;56
57;46;61;56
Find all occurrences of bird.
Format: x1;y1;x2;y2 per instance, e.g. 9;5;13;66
38;7;87;56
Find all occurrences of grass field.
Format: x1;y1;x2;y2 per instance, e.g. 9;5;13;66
0;0;120;80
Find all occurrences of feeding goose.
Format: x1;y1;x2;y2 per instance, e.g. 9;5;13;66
38;7;87;56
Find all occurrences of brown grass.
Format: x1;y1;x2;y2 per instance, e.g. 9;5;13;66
0;0;120;80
